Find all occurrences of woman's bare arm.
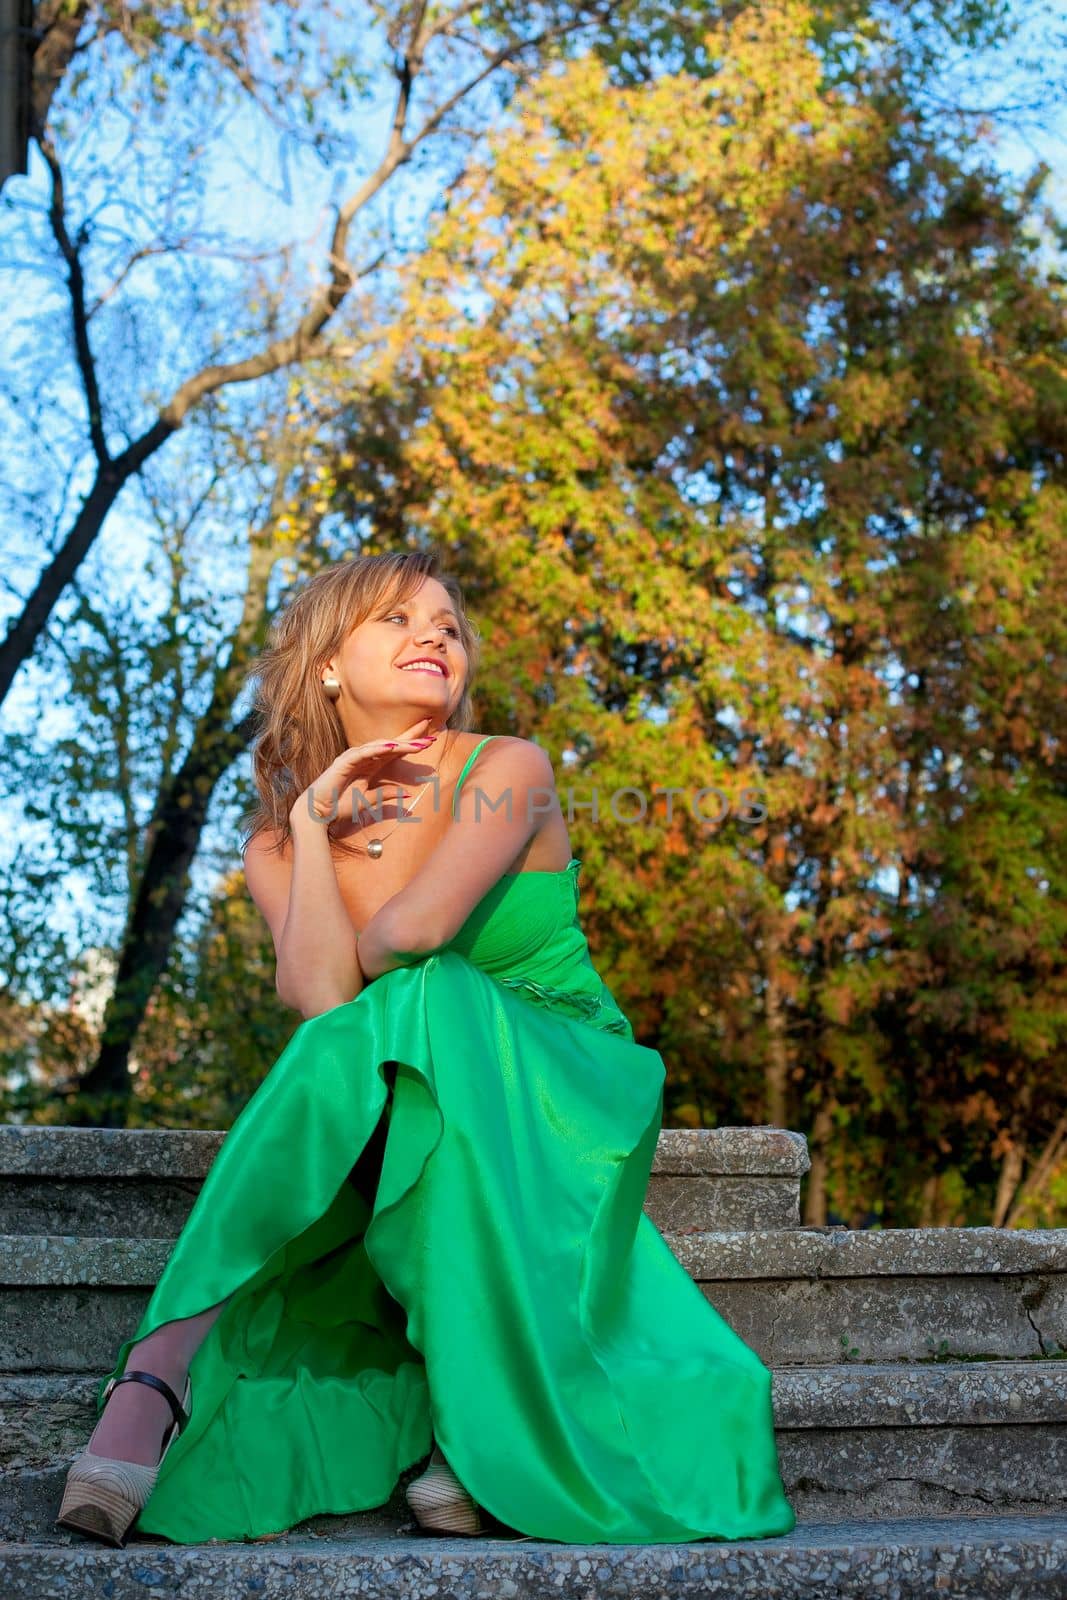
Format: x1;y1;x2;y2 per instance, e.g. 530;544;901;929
247;738;560;1000
244;724;436;1016
356;738;557;979
244;815;365;1020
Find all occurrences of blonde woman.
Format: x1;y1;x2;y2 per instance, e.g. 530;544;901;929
57;548;795;1548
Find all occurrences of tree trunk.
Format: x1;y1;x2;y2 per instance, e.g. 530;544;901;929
65;506;289;1125
1004;1110;1067;1229
992;1139;1026;1227
762;957;789;1129
992;1083;1034;1226
917;1173;935;1226
802;1099;835;1225
0;450;164;704
72;702;259;1125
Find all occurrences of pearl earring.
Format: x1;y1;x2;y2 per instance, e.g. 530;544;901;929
322;674;341;701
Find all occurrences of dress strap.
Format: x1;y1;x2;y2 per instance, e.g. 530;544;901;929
451;735;499;820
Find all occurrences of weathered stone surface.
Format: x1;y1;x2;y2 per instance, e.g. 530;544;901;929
0;1125;809;1180
0;1177;207;1238
0;1127;226;1178
24;1421;1053;1532
779;1423;1067;1521
4;1229;1065;1369
770;1359;1067;1428
10;1226;1063;1290
0;1173;802;1239
703;1274;1066;1365
645;1175;800;1232
675;1226;1067;1366
7;1362;1067;1533
0;1285;150;1371
6;1126;1067;1588
0;1125;811;1236
651;1127;810;1176
673;1225;1067;1277
3;1517;1065;1597
0;1234;169;1286
9;1361;1064;1472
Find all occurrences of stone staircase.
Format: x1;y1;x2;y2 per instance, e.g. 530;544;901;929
1;1122;1065;1597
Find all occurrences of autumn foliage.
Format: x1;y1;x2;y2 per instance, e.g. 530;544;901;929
291;2;1066;1225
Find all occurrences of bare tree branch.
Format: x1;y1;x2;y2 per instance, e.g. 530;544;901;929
37;132;108;463
0;0;625;710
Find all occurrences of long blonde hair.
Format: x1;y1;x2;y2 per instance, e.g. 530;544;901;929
239;550;482;859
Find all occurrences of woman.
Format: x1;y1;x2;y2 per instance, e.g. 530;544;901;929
56;548;796;1548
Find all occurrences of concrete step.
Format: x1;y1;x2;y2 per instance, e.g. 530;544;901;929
4;1225;1064;1371
772;1360;1067;1521
5;1515;1066;1597
683;1224;1067;1365
0;1124;810;1235
2;1362;1065;1536
649;1126;808;1230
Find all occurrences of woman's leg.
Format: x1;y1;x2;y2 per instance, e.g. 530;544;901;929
89;1295;232;1465
88;1065;399;1467
348;1098;391;1207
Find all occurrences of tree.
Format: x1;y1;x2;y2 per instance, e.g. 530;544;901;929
279;2;1066;1221
0;0;633;708
1;0;1063;1229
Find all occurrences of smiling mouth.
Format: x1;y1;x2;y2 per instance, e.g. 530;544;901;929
397;664;448;678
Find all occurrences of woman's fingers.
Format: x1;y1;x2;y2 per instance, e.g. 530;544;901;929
337;734;438;774
316;726;441;808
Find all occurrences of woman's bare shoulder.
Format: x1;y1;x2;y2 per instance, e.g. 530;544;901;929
243;822;287;849
243;824;293;863
462;733;557;790
468;732;552;756
483;732;555;762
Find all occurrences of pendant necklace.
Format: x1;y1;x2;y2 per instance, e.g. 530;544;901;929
361;734;449;859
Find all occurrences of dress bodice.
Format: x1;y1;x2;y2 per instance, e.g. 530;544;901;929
433;736;632;1038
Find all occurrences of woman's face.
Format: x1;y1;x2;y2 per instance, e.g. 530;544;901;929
326;574;468;726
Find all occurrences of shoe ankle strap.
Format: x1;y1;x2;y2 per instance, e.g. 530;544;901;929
102;1370;190;1434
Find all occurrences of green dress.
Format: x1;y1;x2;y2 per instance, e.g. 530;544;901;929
97;736;796;1545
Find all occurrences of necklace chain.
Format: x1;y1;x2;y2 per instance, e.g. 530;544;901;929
358;733;450;859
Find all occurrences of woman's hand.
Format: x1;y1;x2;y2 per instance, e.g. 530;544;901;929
289;716;441;829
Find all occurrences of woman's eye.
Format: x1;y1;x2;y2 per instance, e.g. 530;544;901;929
384;612;459;637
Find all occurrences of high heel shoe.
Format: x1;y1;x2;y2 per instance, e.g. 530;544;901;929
55;1369;192;1547
404;1442;485;1535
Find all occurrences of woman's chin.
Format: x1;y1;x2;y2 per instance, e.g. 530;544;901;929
394;686;455;715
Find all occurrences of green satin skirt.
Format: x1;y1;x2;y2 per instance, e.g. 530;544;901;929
99;952;796;1544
